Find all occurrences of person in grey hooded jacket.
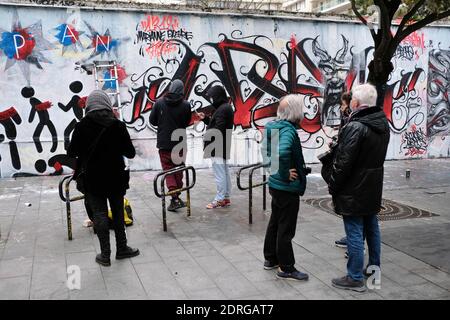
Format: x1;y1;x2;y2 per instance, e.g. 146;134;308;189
68;90;139;267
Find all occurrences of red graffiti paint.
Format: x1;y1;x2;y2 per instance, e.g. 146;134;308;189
0;107;18;121
53;161;62;172
13;28;35;60
383;68;424;130
77;96;87;109
108;65;127;84
93;35;111;51
145;40;178;59
35;101;52;111
66;24;79;44
140;15;179;32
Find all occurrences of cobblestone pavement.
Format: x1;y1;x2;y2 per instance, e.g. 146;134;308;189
0;158;450;300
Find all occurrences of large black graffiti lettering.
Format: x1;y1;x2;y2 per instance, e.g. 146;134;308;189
126;39;202;130
383;68;425;133
58;81;86;150
22;87;58;153
427;49;450;137
0;107;22;170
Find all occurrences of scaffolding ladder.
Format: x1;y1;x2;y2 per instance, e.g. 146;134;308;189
92;60;123;121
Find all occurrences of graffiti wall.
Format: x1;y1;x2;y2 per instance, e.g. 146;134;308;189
0;4;449;177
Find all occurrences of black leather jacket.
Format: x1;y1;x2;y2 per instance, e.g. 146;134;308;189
329;106;390;216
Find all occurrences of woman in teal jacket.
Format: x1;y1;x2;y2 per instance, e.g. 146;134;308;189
261;94;309;281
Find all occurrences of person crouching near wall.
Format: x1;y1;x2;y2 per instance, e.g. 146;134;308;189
68;90;139;266
260;94;309;281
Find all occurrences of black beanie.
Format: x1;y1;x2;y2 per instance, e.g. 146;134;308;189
206;85;228;107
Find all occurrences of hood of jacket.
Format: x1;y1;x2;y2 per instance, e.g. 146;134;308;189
349;106;390;134
164;79;184;107
265;119;299;132
206;85;228;109
85;109;116;127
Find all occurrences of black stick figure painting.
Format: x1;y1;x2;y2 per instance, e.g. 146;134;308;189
35;154;75;176
58;81;86;150
22;87;58;153
0;106;22;170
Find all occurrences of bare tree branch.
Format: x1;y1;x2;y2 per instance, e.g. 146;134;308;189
397;8;450;44
351;0;377;41
374;0;391;39
396;0;426;34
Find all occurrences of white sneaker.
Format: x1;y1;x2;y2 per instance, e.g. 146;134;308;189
83;219;94;227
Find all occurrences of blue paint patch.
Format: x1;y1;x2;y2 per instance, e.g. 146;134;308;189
55;24;74;46
0;31;22;59
96;38;119;53
103;70;117;90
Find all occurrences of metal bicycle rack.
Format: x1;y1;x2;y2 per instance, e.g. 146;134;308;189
237;163;269;224
153;165;196;232
59;175;85;240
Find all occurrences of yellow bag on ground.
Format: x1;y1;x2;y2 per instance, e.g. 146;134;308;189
108;198;133;226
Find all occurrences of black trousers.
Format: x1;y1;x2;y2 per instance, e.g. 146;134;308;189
85;192;127;256
264;188;300;273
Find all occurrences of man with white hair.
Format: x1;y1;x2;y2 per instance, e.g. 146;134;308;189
261;94;309;281
328;83;390;292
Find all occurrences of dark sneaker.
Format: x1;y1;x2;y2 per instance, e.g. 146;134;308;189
332;275;367;292
335;237;347;248
276;269;309;281
176;199;187;209
167;199;178;212
345;249;366;259
116;246;140;260
95;253;111;267
363;266;379;278
263;260;279;270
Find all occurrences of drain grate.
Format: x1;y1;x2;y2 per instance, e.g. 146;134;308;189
303;198;439;221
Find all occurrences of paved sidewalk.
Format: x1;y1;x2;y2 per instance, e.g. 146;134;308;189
0;159;450;300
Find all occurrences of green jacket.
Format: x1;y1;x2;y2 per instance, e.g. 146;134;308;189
261;120;307;195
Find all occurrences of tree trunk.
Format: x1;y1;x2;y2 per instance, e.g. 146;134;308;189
367;44;395;108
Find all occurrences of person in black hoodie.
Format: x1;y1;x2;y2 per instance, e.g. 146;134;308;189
328;83;390;292
197;85;234;209
150;79;192;212
68;90;139;267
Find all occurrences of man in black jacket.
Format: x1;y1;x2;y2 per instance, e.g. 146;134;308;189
328;83;390;292
197;85;234;209
68;90;139;267
150;79;192;212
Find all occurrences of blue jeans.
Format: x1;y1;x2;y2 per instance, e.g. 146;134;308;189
211;157;232;202
343;214;381;281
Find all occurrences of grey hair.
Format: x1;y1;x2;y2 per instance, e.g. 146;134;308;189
352;83;377;107
277;94;305;122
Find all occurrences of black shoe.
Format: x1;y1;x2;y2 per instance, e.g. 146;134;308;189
335;237;347;248
176;199;187;209
167;199;178;212
276;269;309;281
263;260;279;270
116;246;140;260
331;275;367;292
363;266;379;278
95;253;111;267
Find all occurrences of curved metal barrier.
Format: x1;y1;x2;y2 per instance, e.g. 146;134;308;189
237;163;269;224
58;175;85;240
153;165;196;232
